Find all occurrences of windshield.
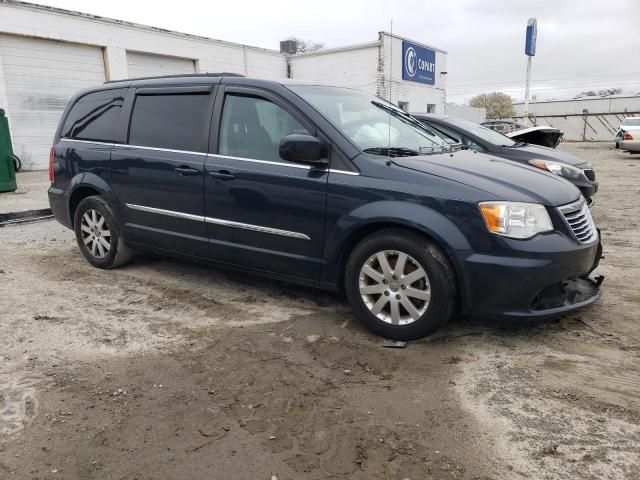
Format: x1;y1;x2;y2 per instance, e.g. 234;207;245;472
623;118;640;126
288;85;452;156
446;117;517;147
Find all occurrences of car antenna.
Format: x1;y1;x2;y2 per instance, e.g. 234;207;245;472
386;19;393;167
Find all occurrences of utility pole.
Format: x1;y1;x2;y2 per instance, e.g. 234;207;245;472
523;18;537;123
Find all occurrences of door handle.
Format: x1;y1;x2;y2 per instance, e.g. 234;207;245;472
175;166;200;176
208;170;235;181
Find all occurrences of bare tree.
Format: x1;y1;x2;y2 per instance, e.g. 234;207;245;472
597;87;623;96
469;92;515;119
285;36;324;53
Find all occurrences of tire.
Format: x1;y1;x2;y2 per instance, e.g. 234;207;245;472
73;195;133;269
344;229;456;340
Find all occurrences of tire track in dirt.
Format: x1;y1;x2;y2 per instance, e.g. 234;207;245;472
0;224;325;439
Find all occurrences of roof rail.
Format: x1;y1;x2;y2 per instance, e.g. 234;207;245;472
105;72;245;84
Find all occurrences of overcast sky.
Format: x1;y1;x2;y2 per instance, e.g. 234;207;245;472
25;0;640;104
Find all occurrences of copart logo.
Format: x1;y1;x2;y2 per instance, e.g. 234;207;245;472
405;47;417;77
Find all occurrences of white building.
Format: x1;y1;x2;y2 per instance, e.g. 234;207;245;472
288;38;447;114
0;0;447;169
445;103;486;123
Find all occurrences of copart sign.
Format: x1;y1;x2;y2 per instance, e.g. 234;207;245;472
402;41;436;85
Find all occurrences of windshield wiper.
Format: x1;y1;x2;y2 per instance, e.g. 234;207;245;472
363;147;421;157
372;101;431;131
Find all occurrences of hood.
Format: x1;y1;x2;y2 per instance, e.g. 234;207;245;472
506;126;560;136
391;150;580;207
511;144;590;167
506;126;563;148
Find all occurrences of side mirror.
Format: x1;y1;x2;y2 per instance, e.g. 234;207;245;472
279;134;328;167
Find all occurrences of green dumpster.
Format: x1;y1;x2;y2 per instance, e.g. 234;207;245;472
0;108;17;192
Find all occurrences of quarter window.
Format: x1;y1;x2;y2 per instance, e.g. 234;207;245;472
62;89;125;142
219;94;310;162
129;93;210;152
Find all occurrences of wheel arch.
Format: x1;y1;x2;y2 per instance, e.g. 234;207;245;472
67;173;121;226
325;201;469;302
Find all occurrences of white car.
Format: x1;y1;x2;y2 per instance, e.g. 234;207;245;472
615;117;640;153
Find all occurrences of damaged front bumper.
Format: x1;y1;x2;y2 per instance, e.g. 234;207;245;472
528;275;603;317
455;231;604;322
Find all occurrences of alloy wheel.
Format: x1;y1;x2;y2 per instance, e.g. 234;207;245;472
80;209;111;258
358;250;431;325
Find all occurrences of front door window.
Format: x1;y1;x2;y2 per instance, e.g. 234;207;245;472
219;94;309;162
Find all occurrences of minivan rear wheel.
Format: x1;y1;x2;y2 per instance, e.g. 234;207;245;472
73;196;133;269
345;230;456;340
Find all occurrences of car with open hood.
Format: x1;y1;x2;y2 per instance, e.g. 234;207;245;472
48;76;603;340
482;120;564;148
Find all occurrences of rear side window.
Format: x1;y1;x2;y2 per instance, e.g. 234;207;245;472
128;93;210;152
62;89;125;142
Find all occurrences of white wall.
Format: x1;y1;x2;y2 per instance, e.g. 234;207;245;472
0;34;107;168
446;104;486;123
0;40;11;128
0;0;286;169
288;43;381;95
0;1;286;81
288;32;448;114
513;96;640;116
126;51;195;78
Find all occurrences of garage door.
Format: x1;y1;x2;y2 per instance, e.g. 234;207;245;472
126;52;195;79
0;35;106;169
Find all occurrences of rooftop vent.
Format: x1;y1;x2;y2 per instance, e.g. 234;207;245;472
280;39;298;54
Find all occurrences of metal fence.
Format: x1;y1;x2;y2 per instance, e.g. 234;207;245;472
508;112;640;142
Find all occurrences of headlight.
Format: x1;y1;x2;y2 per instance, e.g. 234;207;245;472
479;202;553;239
529;159;582;179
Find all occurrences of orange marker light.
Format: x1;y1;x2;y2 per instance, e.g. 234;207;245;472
529;159;548;171
479;203;504;233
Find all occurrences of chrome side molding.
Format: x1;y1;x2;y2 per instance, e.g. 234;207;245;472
204;216;310;240
126;203;311;240
126;204;205;222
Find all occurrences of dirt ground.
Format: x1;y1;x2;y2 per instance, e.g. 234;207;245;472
0;143;638;479
0;171;50;214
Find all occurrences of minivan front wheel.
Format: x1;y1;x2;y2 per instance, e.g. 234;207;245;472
345;230;456;340
73;196;132;269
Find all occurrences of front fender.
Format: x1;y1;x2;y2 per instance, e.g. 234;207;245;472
323;200;472;283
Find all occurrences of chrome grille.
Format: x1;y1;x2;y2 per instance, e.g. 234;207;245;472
583;169;596;182
558;198;598;244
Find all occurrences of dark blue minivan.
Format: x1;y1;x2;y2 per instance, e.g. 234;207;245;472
48;74;603;340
